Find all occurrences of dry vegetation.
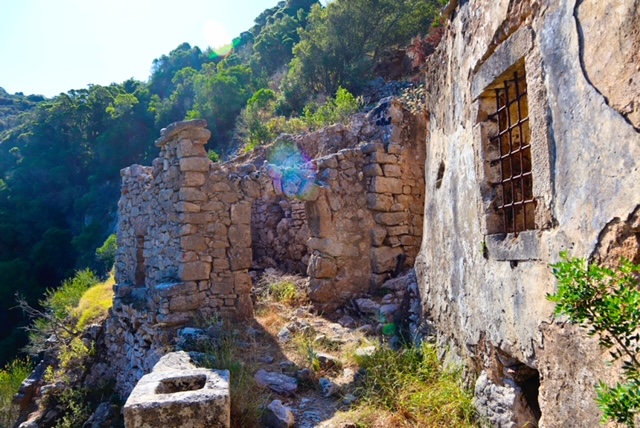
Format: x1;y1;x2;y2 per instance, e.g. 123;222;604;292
198;270;477;428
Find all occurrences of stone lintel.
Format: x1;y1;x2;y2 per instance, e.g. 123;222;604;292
155;119;208;147
472;27;534;100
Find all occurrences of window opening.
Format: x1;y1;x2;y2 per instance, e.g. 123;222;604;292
490;72;535;233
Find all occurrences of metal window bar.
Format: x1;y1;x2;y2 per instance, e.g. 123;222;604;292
490;72;535;233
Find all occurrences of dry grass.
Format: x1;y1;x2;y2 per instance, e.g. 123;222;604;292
73;275;114;331
198;270;479;428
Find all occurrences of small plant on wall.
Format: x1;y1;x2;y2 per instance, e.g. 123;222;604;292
547;251;640;426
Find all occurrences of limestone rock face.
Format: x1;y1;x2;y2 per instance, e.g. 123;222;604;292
578;0;640;129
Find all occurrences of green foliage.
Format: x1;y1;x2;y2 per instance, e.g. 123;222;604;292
207;150;221;162
95;234;117;273
269;281;300;306
351;343;476;426
53;387;92;428
44;269;99;321
548;251;640;425
0;358;33;428
302;87;362;130
287;0;440;98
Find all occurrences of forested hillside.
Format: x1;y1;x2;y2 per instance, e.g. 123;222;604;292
0;0;442;364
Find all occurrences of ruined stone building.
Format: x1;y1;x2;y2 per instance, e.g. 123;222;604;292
102;0;639;426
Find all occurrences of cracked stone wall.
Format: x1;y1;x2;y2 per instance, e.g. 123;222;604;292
417;0;640;426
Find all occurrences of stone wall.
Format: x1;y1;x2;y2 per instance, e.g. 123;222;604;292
106;99;425;395
416;0;640;426
305;99;425;310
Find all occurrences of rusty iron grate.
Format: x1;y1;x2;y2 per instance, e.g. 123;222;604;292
490;71;535;234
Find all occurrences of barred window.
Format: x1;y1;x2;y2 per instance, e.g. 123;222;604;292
490;71;535;233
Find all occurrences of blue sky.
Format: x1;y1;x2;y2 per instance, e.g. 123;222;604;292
0;0;279;97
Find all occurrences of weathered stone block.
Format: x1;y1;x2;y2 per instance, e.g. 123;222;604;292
366;193;394;211
219;192;239;204
361;142;384;154
363;163;383;177
213;258;230;271
308;238;345;257
179;188;207;202
201;200;225;212
375;212;409;226
177;139;207;158
371;227;387;246
181;172;206;187
231;202;252;224
307;254;338;279
387;225;410;236
387;143;402;154
181;235;207;251
179;262;211;281
308;278;336;303
154;282;197;299
175;201;201;213
370;177;403;194
383;164;402;177
208;182;231;192
179;157;210;172
371;246;403;273
169;292;206;312
228;224;251;248
228;248;252;270
180;213;211;225
124;368;230;428
370;152;397;164
206;222;227;236
233;271;252;294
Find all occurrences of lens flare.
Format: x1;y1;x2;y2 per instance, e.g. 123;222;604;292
267;140;319;200
203;20;232;56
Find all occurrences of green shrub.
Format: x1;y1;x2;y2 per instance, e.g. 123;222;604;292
44;269;100;320
0;358;33;428
351;343;476;427
548;251;640;425
20;269;100;355
95;234;117;272
268;281;299;306
302;87;362;130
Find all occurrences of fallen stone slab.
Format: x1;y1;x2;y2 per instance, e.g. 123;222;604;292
124;367;230;428
254;369;298;396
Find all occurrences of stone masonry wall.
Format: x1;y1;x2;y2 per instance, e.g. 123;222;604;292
106;98;425;395
305;99;425;310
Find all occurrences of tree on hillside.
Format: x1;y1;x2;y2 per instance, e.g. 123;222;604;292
287;0;442;97
149;43;213;99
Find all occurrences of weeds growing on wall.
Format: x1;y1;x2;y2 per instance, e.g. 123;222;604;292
548;251;640;426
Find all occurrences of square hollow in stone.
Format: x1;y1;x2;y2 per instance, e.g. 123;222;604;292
124;368;230;428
